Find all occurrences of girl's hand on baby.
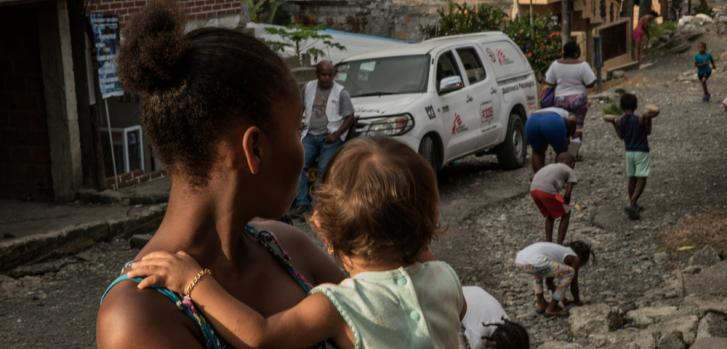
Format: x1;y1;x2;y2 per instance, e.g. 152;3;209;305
126;251;203;294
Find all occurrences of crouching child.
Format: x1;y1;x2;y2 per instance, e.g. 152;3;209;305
515;241;593;317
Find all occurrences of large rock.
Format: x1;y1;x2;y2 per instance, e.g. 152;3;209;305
683;296;727;315
592;329;657;349
691;337;727;349
570;304;623;337
689;246;721;268
697;312;727;339
695;14;714;23
657;331;686;349
685;261;727;298
626;306;678;326
670;44;692;54
656;315;699;345
540;341;583;349
679;15;714;27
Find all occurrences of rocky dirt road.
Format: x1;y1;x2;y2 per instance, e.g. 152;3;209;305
2;32;727;349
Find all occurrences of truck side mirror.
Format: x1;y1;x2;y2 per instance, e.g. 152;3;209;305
438;76;464;94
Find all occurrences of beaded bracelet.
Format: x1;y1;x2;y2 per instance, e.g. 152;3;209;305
184;268;212;298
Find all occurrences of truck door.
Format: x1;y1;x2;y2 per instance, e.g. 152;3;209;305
454;46;501;149
434;50;471;161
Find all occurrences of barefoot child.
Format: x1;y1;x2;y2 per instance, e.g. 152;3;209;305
609;93;656;220
530;153;577;243
695;42;716;102
515;241;593;317
127;137;466;349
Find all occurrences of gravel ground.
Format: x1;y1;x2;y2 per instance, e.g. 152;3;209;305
2;32;727;349
433;30;727;346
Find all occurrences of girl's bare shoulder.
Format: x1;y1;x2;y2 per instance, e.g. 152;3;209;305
97;280;202;348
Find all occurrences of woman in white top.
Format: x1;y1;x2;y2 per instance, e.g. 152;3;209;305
544;41;597;141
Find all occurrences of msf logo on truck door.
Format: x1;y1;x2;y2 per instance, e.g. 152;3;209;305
485;48;514;65
480;102;494;124
451;112;468;135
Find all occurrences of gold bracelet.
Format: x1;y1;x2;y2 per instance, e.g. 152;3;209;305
184;268;212;298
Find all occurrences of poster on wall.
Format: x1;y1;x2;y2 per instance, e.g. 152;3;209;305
89;12;124;99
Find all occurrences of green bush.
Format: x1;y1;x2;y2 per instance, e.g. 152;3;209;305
242;0;288;23
602;102;623;115
420;2;507;37
647;20;676;41
504;16;562;81
420;2;562;81
265;24;346;63
694;3;715;17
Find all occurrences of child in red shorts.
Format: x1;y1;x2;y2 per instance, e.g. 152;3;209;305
530;153;577;243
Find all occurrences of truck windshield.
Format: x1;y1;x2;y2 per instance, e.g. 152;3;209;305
336;55;430;97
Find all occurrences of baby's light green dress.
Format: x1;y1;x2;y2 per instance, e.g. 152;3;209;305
311;261;465;349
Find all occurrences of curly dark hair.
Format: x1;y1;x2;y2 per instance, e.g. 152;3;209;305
563;40;580;59
620;92;638;111
118;1;297;183
483;318;530;349
567;240;594;265
311;137;441;265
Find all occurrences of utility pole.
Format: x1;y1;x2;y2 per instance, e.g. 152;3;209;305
561;0;572;45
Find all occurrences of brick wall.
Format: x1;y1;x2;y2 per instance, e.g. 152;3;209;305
84;0;241;25
0;7;54;200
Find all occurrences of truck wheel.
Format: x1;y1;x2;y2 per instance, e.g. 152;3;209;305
496;113;526;170
419;135;441;172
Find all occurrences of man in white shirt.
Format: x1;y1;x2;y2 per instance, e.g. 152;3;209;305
291;60;355;217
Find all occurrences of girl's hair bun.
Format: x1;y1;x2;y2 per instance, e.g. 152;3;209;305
118;1;186;94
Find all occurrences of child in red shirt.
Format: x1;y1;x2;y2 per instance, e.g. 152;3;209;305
530;153;577;243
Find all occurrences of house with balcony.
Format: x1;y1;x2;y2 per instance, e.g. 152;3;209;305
512;0;665;75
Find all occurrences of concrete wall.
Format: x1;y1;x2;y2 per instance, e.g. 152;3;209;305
69;0;105;189
287;0;513;41
38;0;83;201
0;4;54;200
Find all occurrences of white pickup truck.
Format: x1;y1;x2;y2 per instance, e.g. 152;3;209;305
336;32;538;170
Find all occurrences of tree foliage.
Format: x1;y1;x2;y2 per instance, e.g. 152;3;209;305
420;2;562;80
241;0;287;23
504;16;562;81
265;25;346;63
420;2;507;37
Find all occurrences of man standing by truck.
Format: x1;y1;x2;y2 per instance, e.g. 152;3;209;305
290;60;355;217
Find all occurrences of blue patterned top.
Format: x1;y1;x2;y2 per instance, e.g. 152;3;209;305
100;224;335;349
